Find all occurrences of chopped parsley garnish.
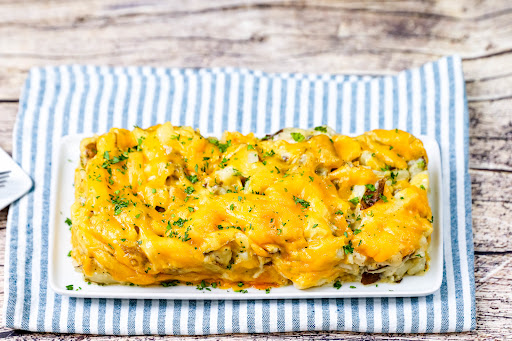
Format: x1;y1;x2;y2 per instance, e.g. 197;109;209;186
312;224;318;229
184;186;195;194
389;146;394;150
187;207;194;212
314;126;327;133
264;149;275;157
380;194;388;203
354;229;361;235
136;137;144;151
333;280;342;289
348;197;359;205
217;140;232;153
65;218;72;226
365;184;376;191
229;204;235;211
265;288;271;294
67;251;71;257
343;241;354;254
109;194;130;215
151;188;156;194
187;175;198;184
335;210;343;215
161;280;179;287
173;217;188;227
309;176;314;182
247;144;255;150
66;285;74;291
390;171;397;184
420;185;426;190
196;280;211;291
293;196;310;208
350;286;356;289
290;132;305;142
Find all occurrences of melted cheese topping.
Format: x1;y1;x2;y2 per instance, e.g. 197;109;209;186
71;123;433;289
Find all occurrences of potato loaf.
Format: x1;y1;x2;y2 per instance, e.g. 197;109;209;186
70;123;433;289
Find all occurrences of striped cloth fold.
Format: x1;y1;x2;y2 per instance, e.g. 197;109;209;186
3;56;475;334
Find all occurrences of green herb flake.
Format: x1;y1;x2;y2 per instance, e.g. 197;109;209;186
293;196;310;208
184;186;195;194
333;280;342;289
173;217;188;227
187;175;198;184
314;126;327;133
161;280;180;287
343;241;354;254
218;140;232;153
290;132;305;142
348;197;359;205
65;218;72;226
365;184;376;191
66;285;74;291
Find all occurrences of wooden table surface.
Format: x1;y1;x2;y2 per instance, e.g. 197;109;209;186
0;0;511;340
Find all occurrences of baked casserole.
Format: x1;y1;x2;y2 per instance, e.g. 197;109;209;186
70;123;433;289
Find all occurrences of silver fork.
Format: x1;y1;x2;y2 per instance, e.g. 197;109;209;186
0;170;10;188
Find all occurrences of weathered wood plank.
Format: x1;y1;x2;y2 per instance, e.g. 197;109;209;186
471;169;512;203
472;201;512;252
470;136;512;171
469;99;512;138
0;102;17;153
0;1;511;98
0;208;7;230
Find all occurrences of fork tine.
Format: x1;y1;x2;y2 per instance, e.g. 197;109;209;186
0;175;9;180
0;170;10;175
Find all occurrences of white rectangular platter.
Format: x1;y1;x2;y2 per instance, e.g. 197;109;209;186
49;133;443;300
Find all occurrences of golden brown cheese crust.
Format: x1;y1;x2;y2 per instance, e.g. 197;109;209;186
70;124;433;289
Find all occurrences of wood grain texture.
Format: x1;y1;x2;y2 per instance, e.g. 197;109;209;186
0;0;511;339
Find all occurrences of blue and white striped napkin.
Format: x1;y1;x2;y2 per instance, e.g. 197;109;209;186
3;56;475;334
